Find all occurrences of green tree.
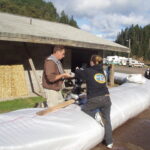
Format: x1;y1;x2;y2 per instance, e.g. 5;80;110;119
59;11;69;24
0;0;78;28
69;16;79;28
116;24;150;61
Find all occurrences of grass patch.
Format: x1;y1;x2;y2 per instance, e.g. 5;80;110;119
0;97;45;114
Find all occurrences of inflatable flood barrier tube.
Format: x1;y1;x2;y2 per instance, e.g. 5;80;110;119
0;75;150;150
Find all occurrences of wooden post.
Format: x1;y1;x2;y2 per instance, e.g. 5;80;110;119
24;43;46;98
109;64;114;87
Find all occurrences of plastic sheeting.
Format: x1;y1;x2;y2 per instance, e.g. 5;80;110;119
0;74;150;150
110;77;150;130
114;72;128;84
126;74;146;84
0;105;103;150
114;72;146;84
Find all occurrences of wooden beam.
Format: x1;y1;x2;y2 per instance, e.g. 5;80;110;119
24;43;46;98
109;64;115;87
36;99;75;116
0;32;130;53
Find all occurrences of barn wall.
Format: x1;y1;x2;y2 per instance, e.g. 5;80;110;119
0;40;103;100
0;41;71;99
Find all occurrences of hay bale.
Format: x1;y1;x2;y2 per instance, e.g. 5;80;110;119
0;65;28;99
11;65;28;97
0;66;12;98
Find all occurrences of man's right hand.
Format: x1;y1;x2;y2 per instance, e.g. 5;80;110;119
54;73;72;81
62;73;72;78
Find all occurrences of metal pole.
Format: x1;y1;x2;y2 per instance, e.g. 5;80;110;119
129;39;131;49
128;39;131;58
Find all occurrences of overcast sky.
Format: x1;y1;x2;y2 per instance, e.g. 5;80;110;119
47;0;150;41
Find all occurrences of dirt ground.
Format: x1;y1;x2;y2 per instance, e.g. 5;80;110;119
92;108;150;150
92;66;150;150
92;107;150;150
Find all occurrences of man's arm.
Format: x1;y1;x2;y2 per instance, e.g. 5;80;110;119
54;73;73;81
44;60;72;82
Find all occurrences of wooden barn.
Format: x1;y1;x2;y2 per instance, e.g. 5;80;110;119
0;12;130;100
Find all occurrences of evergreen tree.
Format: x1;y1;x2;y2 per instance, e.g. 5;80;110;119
116;24;150;61
69;16;79;28
59;11;69;24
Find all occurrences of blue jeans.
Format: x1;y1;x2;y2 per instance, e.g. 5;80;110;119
82;95;112;145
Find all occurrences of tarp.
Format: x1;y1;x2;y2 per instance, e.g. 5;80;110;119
0;74;150;150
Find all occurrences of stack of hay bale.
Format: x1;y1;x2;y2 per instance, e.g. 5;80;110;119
0;65;28;100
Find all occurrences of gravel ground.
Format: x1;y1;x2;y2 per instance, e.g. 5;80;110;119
92;66;150;150
114;66;148;75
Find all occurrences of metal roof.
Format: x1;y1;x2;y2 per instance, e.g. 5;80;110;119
0;12;130;53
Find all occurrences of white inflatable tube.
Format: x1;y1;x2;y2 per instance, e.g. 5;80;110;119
114;72;128;84
0;105;103;150
114;72;146;84
110;79;150;130
0;75;150;150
